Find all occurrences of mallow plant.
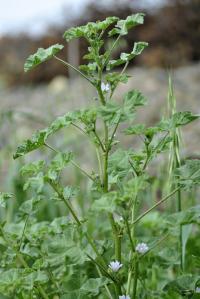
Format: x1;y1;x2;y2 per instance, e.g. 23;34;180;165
0;13;200;299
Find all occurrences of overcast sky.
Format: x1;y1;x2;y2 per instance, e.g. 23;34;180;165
0;0;165;36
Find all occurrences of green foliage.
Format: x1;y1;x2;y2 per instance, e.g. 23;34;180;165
1;13;200;299
175;159;200;189
107;41;148;69
24;44;64;72
108;13;145;36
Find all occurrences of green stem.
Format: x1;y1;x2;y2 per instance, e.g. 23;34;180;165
132;187;180;225
71;160;95;182
103;35;121;69
96;266;114;299
93;128;106;152
178;188;183;271
127;195;137;295
54;55;94;85
132;257;139;299
44;144;95;182
48;180;106;266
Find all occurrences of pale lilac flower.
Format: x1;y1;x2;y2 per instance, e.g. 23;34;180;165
101;82;110;92
196;287;200;293
135;242;149;254
108;260;123;272
119;295;130;299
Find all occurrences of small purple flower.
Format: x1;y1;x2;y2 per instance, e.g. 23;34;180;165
101;82;110;92
108;260;123;272
119;295;130;299
135;242;149;254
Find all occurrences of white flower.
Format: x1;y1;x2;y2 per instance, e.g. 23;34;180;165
108;260;123;272
101;82;110;92
196;287;200;293
135;242;149;254
119;295;130;299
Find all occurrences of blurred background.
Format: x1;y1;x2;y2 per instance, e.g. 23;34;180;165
0;0;200;220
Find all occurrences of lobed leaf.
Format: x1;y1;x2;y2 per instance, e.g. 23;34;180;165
63;17;119;42
107;41;148;70
174;159;200;189
13;112;78;159
98;90;147;125
109;13;145;36
166;205;200;226
24;44;64;72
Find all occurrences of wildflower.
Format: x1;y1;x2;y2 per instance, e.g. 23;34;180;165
108;260;123;272
101;82;110;92
196;287;200;293
135;242;149;254
119;295;130;299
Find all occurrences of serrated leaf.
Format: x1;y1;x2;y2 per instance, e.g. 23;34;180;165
124;89;147;108
98;90;146;125
159;111;199;130
24;44;64;72
109;13;145;36
107;41;148;70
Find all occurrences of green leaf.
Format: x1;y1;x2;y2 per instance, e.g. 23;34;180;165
24;44;64;72
47;152;73;181
107;41;148;70
124;124;160;137
105;72;130;91
19;197;41;216
0;192;13;208
163;274;199;296
23;172;44;194
166;205;200;226
174;159;200;189
182;224;193;269
63;186;78;200
63;17;119;42
124;89;147;108
91;192;118;213
98;101;122;125
98;90;146;125
159;111;199;130
13;112;78;159
172;111;199;126
80;277;109;295
61;292;88;299
109;13;145;36
20;160;45;176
